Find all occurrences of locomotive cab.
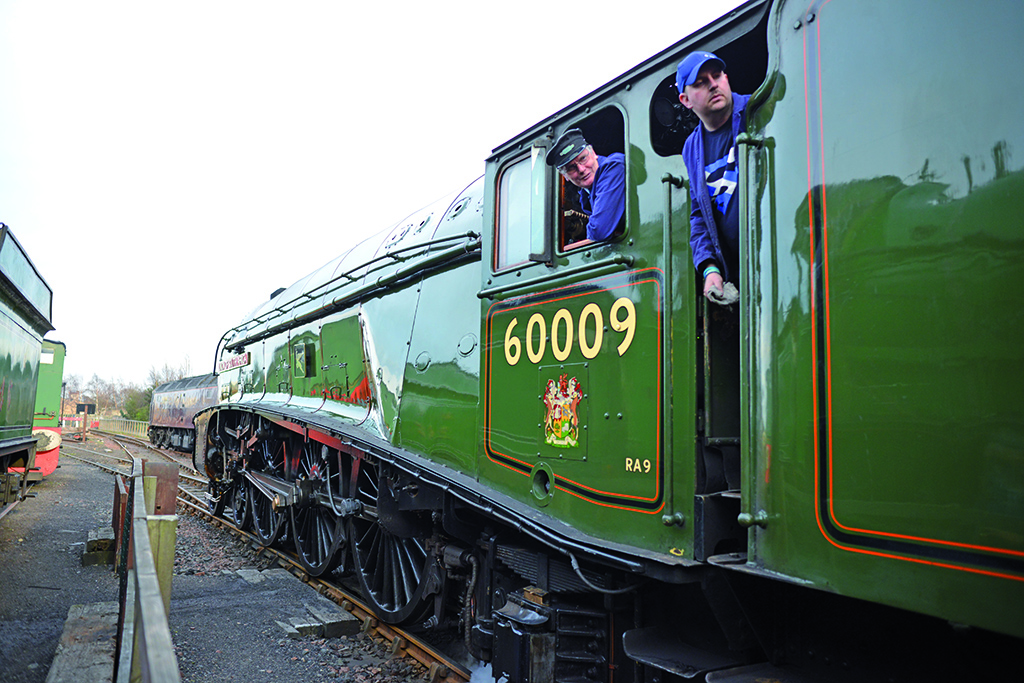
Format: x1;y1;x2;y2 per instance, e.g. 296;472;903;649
478;4;774;675
647;1;769;562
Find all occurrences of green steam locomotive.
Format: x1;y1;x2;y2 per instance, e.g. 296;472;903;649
199;1;1024;680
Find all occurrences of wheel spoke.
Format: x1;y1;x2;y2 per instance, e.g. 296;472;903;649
227;477;250;530
348;459;433;624
290;443;344;576
251;437;286;546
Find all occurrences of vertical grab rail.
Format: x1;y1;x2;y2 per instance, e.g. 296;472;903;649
661;172;687;527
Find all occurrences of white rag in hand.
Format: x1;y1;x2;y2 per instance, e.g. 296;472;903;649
707;282;739;306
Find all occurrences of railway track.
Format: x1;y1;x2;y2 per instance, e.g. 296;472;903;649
68;430;471;683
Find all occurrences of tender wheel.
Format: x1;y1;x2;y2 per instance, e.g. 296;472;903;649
348;457;434;625
250;437;287;546
290;442;345;577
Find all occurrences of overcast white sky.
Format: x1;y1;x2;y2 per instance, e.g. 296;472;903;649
1;0;744;386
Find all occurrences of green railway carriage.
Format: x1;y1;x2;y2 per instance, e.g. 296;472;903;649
201;1;1023;679
0;224;54;502
26;339;66;479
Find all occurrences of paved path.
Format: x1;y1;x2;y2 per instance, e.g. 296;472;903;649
0;457;119;683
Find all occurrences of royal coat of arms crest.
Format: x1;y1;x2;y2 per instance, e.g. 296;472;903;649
543;374;583;448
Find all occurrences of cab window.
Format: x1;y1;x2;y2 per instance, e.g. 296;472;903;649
555;107;626;251
495;154;533;270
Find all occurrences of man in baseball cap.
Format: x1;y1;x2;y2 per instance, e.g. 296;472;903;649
677;50;750;304
546;128;626;242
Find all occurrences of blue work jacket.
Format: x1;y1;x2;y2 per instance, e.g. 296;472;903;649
682;93;750;282
580;152;626;241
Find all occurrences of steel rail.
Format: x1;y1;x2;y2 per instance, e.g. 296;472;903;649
76;431;471;682
173;488;470;683
61;450;131;475
95;430;201;476
61;440;133;466
0;498;22;522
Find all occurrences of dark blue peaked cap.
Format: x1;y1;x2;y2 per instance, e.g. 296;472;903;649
546;129;588;168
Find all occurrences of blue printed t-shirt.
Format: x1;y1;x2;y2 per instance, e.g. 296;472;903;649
702;125;739;279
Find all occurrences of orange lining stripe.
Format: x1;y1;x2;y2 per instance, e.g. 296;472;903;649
483;269;664;507
804;1;1024;570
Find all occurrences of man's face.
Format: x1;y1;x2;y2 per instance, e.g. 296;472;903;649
560;146;599;189
679;66;733;128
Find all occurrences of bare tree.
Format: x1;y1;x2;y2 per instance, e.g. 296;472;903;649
85;374;115;414
147;361;189;388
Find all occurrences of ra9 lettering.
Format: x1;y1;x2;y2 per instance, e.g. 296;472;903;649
625;457;651;473
502;297;636;366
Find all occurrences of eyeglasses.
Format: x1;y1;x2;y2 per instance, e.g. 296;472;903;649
559;147;591;176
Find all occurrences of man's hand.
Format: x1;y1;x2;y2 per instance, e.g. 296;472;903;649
703;272;724;299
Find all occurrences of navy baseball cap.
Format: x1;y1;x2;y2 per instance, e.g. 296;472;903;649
546;128;588;168
676;51;726;91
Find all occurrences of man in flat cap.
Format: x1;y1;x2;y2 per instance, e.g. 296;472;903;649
546;129;626;242
677;50;749;303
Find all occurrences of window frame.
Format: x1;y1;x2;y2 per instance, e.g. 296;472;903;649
493;145;552;272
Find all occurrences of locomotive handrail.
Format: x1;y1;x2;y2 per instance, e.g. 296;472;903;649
232;231;481;334
476;253;635;301
660;173;686;525
220;236;481;353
